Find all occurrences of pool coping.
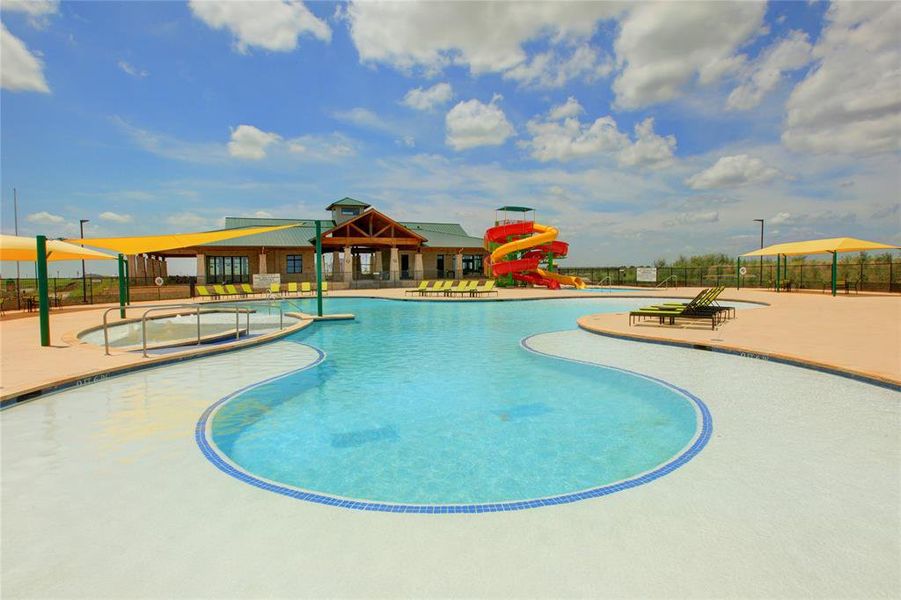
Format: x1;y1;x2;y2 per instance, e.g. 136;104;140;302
576;319;901;391
193;333;713;514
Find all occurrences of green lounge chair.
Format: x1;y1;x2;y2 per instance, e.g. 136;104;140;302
299;282;310;295
471;280;497;297
287;282;299;295
405;280;431;295
424;281;451;296
224;284;241;297
269;282;282;295
321;281;329;295
213;284;229;298
195;285;215;299
445;280;474;297
240;283;255;296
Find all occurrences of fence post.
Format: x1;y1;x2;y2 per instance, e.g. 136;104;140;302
36;236;50;347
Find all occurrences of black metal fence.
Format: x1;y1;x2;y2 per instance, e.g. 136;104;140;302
559;259;900;292
1;276;198;311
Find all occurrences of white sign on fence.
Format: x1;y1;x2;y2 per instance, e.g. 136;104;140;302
636;267;657;282
252;273;281;289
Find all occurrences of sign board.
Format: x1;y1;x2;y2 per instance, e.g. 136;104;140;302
739;266;748;276
154;276;164;286
252;273;280;289
636;267;657;283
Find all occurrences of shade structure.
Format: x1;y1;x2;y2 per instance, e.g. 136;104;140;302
0;234;115;262
66;224;300;255
742;237;898;258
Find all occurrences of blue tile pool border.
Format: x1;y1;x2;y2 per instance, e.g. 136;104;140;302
195;334;713;514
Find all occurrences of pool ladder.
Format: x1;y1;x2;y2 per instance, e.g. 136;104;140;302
100;302;284;358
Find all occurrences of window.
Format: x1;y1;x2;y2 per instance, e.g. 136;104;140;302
462;254;483;274
206;256;249;283
341;207;358;216
286;255;303;274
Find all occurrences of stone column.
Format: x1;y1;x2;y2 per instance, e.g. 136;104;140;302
455;252;464;279
373;250;383;274
343;246;353;283
389;247;400;283
196;253;205;284
333;250;342;278
258;251;268;274
414;252;424;280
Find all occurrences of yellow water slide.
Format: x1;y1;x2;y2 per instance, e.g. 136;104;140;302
489;223;558;264
536;268;587;289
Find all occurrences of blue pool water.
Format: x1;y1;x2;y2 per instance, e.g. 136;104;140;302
209;297;705;506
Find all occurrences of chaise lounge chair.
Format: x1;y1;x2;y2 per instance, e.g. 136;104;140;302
406;281;431;295
240;283;255;296
195;285;216;300
269;282;282;296
471;279;497;297
301;282;312;295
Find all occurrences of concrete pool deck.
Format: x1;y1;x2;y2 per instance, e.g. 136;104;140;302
2;332;898;598
1;286;898;402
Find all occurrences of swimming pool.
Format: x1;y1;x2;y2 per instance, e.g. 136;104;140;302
202;297;745;510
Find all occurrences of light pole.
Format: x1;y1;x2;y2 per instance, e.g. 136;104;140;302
79;219;89;303
753;219;764;287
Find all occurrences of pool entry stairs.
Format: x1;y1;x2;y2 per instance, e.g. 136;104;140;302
484;206;586;289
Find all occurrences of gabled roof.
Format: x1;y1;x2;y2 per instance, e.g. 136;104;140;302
326;197;370;210
318;208;427;245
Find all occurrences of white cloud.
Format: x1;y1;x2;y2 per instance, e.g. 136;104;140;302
524;110;674;169
727;31;813;110
0;22;49;92
770;212;792;225
445;95;515;151
332;107;389;130
782;2;901;155
117;59;148;78
165;212;214;229
343;2;622;75
99;211;133;224
547;97;584;121
188;0;330;53
285;133;356;159
503;44;612;88
617;118;676;168
26;211;64;224
686;154;782;190
402;82;453;111
1;0;58;28
613;2;765;108
227;125;282;160
665;211;720;226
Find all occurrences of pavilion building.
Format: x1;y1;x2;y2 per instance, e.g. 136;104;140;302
151;198;488;287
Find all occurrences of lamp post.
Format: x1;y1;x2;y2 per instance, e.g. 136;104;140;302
753;219;764;287
79;219;89;303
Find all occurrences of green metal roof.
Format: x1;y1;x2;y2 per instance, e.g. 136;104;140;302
326;197;370;210
497;206;533;212
204;216;484;249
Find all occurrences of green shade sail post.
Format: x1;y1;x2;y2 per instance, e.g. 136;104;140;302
124;257;131;304
314;220;323;317
831;251;837;296
775;254;781;292
117;254;127;318
736;256;741;290
36;235;50;347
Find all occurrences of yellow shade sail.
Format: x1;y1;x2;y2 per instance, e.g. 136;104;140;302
65;224;299;255
0;234;116;262
742;237;899;257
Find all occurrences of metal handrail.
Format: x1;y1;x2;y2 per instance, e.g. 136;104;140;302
100;301;282;357
656;275;678;288
596;275;611;286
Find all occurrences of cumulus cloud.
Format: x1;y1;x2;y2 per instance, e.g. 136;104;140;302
782;2;901;155
770;212;792;225
665;211;720;226
503;44;612;88
445;95;515;151
727;30;813;111
524;109;675;169
332;107;390;131
227;125;282;160
547;97;584;121
99;211;133;223
402;82;453;111
1;0;58;28
0;22;50;92
26;211;64;224
188;0;330;53
613;2;765;108
686;154;782;190
117;59;148;78
617;118;677;168
343;2;622;76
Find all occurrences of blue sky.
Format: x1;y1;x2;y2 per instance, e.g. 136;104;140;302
1;0;898;275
